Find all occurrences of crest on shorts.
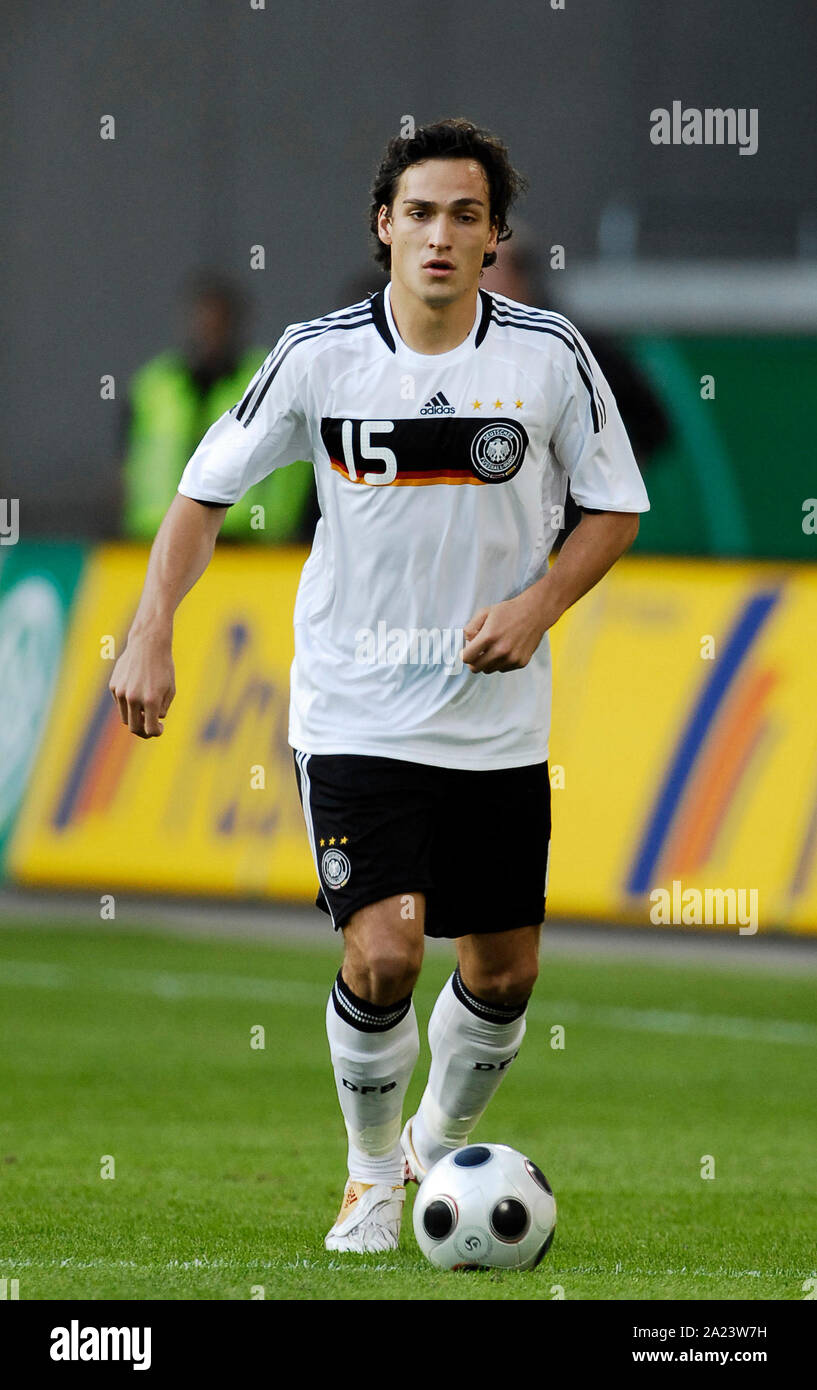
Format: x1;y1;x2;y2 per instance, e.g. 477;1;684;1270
321;846;351;890
470;422;526;482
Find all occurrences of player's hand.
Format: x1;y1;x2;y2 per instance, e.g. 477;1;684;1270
460;593;547;674
108;631;176;738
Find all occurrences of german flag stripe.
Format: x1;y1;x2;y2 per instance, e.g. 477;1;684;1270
329;459;486;485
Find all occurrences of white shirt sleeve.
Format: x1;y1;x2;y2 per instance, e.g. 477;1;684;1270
177;329;312;505
549;323;650;513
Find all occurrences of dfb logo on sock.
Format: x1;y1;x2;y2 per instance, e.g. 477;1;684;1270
473;1049;519;1071
342;1078;398;1093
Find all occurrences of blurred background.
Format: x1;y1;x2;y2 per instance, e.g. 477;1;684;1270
3;0;817;552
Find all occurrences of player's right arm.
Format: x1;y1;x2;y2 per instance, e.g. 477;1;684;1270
109;494;228;738
110;325;312;738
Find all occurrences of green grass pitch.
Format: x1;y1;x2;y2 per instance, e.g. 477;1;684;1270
0;920;814;1301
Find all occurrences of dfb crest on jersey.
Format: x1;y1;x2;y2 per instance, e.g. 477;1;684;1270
470;423;526;482
321;847;351;889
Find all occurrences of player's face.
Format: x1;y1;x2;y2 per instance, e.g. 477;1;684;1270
378;158;499;306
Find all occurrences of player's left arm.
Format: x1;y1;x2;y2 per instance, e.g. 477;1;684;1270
461;325;649;675
460;509;638;674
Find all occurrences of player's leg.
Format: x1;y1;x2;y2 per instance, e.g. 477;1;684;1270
402;757;551;1181
403;924;540;1179
329;892;426;1183
324;893;426;1251
293;748;437;1249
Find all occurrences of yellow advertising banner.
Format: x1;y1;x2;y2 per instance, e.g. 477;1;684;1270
8;544;311;898
8;547;817;934
548;557;817;934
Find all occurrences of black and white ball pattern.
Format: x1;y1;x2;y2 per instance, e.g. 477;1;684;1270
413;1142;557;1271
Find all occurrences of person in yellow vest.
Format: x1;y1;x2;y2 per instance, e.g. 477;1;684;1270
120;272;319;543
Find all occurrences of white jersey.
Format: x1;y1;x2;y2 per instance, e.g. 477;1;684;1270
177;283;649;770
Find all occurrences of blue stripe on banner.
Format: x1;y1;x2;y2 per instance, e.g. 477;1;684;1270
625;588;782;894
53;648;129;828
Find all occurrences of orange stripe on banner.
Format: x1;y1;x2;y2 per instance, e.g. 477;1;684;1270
96;713;135;811
75;709;133;820
702;718;771;866
663;667;777;873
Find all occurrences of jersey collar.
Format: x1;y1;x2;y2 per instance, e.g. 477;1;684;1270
370;282;493;358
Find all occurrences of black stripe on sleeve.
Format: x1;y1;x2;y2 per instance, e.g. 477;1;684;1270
489;304;607;432
240;309;374;428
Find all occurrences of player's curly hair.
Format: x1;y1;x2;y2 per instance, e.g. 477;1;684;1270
369;117;528;271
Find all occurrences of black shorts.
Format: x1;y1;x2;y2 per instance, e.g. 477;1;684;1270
292;749;551;940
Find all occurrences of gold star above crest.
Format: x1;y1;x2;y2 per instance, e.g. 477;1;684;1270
319;838;325;847
493;399;503;409
328;836;336;845
472;399;482;410
515;398;524;409
340;836;348;845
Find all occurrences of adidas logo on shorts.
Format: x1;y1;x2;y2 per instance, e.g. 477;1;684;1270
420;391;455;416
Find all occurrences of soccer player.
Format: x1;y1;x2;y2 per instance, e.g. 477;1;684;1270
109;118;649;1253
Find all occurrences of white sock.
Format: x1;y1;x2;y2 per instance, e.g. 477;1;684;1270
412;967;528;1172
326;970;420;1185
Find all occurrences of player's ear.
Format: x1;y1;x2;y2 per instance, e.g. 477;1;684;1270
377;204;393;246
485;219;499;255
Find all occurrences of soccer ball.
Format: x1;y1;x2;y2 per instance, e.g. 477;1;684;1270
412;1143;556;1271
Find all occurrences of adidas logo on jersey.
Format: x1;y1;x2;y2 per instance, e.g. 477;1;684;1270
420;391;455;416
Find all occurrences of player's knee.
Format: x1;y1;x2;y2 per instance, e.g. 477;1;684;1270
469;957;539;1009
342;896;425;1005
343;935;423;1006
351;952;421;1004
